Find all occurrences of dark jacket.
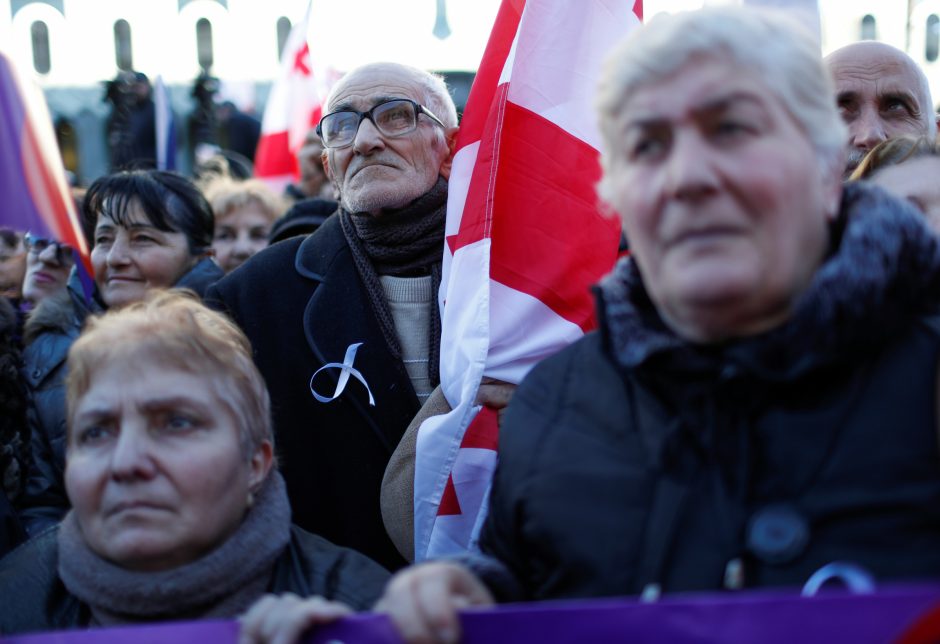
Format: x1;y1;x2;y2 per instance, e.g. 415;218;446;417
18;259;224;536
206;216;418;571
472;183;940;601
19;281;89;537
0;524;390;634
0;297;27;555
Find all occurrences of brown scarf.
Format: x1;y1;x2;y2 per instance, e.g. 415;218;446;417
57;471;291;625
339;176;447;388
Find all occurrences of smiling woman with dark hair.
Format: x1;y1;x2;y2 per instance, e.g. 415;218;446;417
18;169;225;538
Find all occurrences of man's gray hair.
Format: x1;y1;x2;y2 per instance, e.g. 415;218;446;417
415;70;458;130
325;62;458;130
595;6;846;203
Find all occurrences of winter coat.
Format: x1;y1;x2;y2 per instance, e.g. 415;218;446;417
18;259;224;536
0;524;389;634
0;296;26;555
19;282;88;537
206;215;419;571
470;183;940;601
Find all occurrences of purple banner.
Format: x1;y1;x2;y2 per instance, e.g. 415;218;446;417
4;585;940;644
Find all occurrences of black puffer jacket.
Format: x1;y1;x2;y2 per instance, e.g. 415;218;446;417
471;183;940;601
0;524;389;634
18;259;224;536
19;281;88;536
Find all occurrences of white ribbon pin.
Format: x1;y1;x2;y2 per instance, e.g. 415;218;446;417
309;342;376;406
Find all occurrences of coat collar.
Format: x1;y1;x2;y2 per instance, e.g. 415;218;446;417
597;182;940;381
294;214;347;282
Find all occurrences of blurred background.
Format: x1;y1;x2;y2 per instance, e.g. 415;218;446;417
0;0;936;186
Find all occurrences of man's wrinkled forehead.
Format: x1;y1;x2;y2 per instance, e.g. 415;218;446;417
828;47;929;107
326;66;423;112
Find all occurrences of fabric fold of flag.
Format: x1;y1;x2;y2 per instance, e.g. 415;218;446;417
254;1;331;192
154;75;177;172
0;48;89;273
414;0;641;560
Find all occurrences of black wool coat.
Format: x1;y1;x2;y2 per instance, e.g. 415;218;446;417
206;215;417;571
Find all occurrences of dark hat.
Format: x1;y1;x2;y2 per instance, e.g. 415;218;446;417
268;198;338;244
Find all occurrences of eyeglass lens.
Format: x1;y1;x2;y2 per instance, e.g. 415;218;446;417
322;100;417;147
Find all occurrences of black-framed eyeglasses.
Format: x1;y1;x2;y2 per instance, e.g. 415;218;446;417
24;232;75;265
316;98;446;149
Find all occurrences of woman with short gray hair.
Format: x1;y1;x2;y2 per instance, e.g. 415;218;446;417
370;8;940;642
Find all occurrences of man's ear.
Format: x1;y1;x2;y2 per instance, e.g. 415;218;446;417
438;127;460;180
321;149;333;181
322;149;342;196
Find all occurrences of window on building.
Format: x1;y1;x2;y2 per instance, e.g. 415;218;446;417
860;14;877;41
30;20;51;74
928;15;940;63
276;17;291;59
114;19;133;71
55;117;79;180
196;18;213;70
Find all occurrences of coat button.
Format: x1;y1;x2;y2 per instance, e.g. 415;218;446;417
746;504;810;564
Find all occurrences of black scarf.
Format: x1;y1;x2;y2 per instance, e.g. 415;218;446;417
58;471;291;625
339;176;447;388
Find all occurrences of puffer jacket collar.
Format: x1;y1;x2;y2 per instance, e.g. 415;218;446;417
596;182;940;382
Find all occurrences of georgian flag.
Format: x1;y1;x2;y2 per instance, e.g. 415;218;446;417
0;47;89;274
254;2;333;192
414;0;642;560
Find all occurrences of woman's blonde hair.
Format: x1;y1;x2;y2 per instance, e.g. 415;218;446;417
848;135;940;181
200;174;285;224
66;290;273;460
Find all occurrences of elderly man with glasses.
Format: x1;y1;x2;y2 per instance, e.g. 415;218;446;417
207;62;458;572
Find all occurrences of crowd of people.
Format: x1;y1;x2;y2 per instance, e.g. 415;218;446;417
2;5;940;642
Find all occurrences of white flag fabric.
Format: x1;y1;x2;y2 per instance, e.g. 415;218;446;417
414;0;642;561
154;75;176;171
254;2;329;192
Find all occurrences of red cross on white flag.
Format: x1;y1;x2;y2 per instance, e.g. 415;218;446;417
414;0;643;560
254;2;335;192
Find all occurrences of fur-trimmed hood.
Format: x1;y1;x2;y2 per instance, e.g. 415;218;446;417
596;182;940;380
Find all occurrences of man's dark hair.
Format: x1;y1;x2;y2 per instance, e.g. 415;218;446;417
82;169;214;253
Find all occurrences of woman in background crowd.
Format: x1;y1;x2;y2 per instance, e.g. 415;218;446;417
0;229;26;303
849;135;940;232
0;291;387;634
19;169;224;537
202;174;284;273
20;233;74;311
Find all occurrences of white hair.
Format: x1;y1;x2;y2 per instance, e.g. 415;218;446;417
596;6;846;203
325;62;458;130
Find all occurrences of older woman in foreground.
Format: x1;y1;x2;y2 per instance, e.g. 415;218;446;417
369;7;940;643
0;292;388;634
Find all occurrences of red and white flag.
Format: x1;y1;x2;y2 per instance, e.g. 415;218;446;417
414;0;642;560
254;2;332;192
